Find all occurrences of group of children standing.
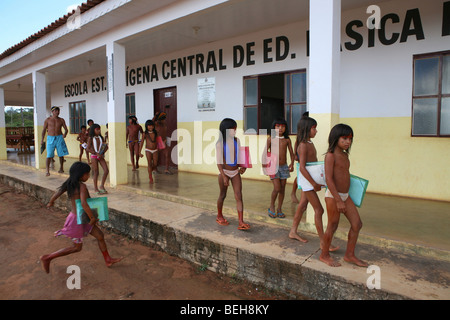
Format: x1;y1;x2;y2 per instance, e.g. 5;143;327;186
126;112;171;180
75;112;170;194
215;116;367;268
76;119;109;195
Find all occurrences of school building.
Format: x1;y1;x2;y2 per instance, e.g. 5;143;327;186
0;0;449;202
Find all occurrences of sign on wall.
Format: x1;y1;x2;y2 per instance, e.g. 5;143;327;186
197;77;215;112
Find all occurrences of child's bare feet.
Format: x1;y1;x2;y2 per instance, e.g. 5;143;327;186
319;253;341;267
105;256;123;268
344;254;368;267
329;244;340;252
40;255;51;273
288;231;308;243
320;244;340;252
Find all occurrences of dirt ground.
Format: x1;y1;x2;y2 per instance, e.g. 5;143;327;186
0;182;299;300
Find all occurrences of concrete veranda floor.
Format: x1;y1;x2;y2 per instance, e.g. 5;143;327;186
6;149;450;257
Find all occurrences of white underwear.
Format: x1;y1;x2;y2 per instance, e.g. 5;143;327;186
325;188;349;202
145;149;158;154
222;169;239;179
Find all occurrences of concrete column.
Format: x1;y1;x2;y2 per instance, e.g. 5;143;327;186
307;0;341;227
32;71;48;169
106;42;127;187
0;88;6;160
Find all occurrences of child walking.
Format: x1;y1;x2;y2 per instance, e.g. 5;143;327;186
140;120;158;184
290;137;300;204
265;118;294;219
216;118;250;230
87;124;109;194
126;115;144;171
77;125;90;163
40;162;122;273
289;116;316;242
320;124;367;267
290;117;338;251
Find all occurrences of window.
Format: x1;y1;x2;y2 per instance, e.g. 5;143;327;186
412;52;450;136
125;93;136;124
285;71;307;134
244;70;307;134
69;101;86;134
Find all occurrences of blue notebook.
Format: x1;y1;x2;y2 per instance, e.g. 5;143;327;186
349;175;369;207
76;197;109;224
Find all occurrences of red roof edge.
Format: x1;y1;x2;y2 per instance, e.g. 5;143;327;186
0;0;106;62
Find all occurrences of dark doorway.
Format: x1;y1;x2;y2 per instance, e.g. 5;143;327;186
260;73;284;131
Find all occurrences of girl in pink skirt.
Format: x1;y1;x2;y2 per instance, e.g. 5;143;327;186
40;162;122;273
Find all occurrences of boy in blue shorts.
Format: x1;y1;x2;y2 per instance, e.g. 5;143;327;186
41;106;69;176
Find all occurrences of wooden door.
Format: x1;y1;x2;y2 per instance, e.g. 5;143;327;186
153;87;177;168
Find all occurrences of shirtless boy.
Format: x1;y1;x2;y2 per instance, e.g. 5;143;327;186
77;125;90;163
41;106;69;176
126;116;144;171
266;119;294;218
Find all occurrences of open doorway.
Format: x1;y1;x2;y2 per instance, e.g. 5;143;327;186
260;73;285;131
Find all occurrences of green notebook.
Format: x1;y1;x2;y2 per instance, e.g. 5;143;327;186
349;174;369;208
76;197;109;224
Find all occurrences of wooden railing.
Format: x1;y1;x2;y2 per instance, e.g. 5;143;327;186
6;127;34;153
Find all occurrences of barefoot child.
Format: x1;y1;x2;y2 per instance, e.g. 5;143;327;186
40;162;122;273
77;125;90;163
290;116;339;250
140;120;158;184
216;118;250;230
265;118;294;219
290;137;300;204
126;116;144;171
289;116;316;243
320;124;368;267
87;124;109;195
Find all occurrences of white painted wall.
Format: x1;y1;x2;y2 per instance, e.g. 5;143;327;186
49;0;449;124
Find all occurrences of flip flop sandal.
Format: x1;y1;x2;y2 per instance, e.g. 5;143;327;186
268;208;277;218
216;218;229;226
238;223;250;230
277;212;286;218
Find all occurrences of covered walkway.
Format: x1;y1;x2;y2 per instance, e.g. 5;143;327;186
6;150;450;259
1;155;449;300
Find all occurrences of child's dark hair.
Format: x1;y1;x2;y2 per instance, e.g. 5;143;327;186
128;116;137;124
327;124;354;154
144;119;157;135
89;123;104;140
80;125;86;130
218;118;237;146
271;118;289;139
59;162;91;199
297;116;317;143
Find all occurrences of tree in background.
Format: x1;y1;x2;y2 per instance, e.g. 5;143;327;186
4;107;34;127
